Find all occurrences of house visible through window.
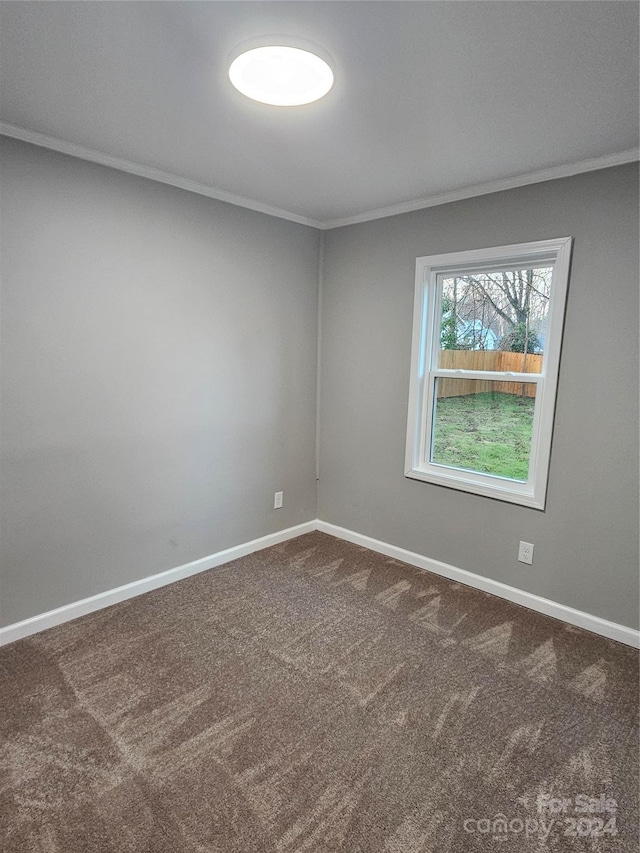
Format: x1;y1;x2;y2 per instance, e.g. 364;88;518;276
405;238;572;509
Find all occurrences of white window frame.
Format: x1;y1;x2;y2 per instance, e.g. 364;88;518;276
405;237;572;510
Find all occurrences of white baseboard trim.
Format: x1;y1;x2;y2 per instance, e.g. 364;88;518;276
0;521;316;647
316;520;640;649
2;518;638;649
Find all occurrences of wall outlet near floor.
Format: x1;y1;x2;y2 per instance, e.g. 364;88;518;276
518;541;534;565
274;491;284;510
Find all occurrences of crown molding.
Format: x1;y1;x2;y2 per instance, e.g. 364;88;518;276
0;122;323;230
320;147;640;229
2;122;637;231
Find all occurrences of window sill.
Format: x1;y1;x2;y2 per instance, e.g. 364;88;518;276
404;466;546;510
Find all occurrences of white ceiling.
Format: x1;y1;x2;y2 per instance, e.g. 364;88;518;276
1;1;638;228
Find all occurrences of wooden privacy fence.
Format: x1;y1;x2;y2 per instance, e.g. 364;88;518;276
437;350;543;399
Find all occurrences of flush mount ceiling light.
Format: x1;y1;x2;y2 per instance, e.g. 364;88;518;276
228;45;334;106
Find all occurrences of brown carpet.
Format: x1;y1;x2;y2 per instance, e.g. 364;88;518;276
1;531;638;852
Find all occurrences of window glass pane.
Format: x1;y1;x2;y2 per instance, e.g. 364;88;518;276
430;378;537;481
437;267;551;373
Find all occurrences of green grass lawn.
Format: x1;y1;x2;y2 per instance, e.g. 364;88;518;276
431;391;535;481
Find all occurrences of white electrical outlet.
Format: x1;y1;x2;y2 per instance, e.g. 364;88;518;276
518;541;534;565
274;491;283;509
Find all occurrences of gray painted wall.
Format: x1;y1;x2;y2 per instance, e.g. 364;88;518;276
1;137;319;626
318;163;639;630
1;139;638;633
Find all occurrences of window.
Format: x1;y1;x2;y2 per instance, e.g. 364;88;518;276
405;238;572;509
